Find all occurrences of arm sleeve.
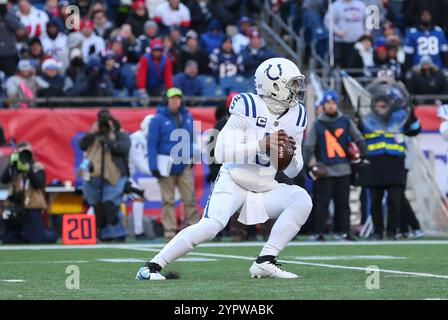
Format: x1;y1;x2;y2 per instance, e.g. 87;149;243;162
136;56;148;90
164;57;173;88
440;121;448;141
214;114;260;164
78;132;95;151
283;131;304;179
1;165;12;184
303;123;317;167
28;167;45;189
108;132;131;157
148;117;160;172
130;135;151;175
348;119;368;156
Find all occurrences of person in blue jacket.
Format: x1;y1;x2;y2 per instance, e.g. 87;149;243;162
147;87;198;242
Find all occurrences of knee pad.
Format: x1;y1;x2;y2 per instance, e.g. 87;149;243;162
289;187;313;225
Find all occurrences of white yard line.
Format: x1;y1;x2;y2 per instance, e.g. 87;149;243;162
127;247;448;280
1;240;448;251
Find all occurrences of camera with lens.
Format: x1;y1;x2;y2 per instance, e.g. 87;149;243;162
18;149;33;163
97;109;113;136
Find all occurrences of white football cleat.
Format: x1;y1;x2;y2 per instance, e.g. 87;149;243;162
135;263;166;280
249;260;299;279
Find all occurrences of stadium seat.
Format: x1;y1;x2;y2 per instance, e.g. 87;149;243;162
197;75;218;97
220;76;253;95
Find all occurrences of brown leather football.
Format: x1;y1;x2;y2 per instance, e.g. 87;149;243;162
276;139;295;172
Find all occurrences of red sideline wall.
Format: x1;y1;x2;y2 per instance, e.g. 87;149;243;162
0;107;216;183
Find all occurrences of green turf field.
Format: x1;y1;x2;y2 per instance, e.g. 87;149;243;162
1;240;448;300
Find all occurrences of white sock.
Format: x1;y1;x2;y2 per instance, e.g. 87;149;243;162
133;201;144;235
151;218;223;268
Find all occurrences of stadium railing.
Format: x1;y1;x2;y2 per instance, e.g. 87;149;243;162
0;96;226;108
259;0;304;66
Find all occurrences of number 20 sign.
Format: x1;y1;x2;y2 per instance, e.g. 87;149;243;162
62;214;97;245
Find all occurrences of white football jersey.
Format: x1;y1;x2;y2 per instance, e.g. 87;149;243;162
215;92;307;192
129;130;151;177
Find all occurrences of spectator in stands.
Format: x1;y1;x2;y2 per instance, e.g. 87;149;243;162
404;0;448;35
93;10;114;40
209;0;241;29
37;58;73;102
126;0;149;37
78;108;130;241
300;0;326;46
134;20;159;57
22;37;50;73
0;1;25;76
66;48;84;83
404;10;448;73
209;36;243;80
16;0;49;38
79;18;106;63
368;38;401;79
40;18;69;72
57;0;73;34
44;0;60;19
200;19;224;55
154;0;191;34
173;60;203;96
240;28;277;77
163;34;181;74
110;23;136;51
178;30;209;74
184;0;212;33
137;38;173;100
304;90;366;241
232;16;252;55
88;1;107;20
407;55;447;98
73;57;114;97
102;51;125;96
348;34;374;76
1;141;56;244
324;0;366;68
386;35;405;65
148;87;198;242
6;59;48;109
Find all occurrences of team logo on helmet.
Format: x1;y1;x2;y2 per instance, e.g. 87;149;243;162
264;64;282;81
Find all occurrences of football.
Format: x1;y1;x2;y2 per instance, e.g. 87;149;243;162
276;139;295;171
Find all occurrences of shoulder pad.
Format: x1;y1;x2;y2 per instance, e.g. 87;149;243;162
409;28;417;33
435;26;443;32
229;93;258;119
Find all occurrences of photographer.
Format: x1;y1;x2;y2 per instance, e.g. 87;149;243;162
1;141;56;244
79;108;130;241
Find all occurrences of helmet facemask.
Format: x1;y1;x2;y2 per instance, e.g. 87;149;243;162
285;76;306;107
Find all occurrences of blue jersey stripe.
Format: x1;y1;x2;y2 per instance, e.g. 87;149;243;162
301;106;307;127
247;93;257;118
296;105;303;126
203;171;221;218
240;94;250;117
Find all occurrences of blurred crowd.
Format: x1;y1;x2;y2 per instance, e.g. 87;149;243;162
277;0;448;101
0;0;272;108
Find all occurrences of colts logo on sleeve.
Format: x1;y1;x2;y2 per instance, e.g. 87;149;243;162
256;116;267;128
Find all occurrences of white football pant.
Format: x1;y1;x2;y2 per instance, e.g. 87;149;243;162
151;169;312;268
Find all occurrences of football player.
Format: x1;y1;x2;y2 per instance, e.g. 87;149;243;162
128;114;153;239
136;57;312;280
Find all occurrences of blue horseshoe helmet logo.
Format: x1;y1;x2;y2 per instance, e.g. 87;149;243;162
265;64;282;80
